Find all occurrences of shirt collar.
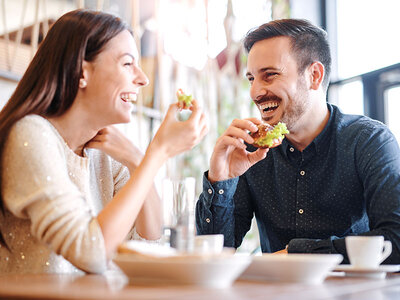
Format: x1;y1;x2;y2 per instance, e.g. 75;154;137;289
281;103;336;155
313;103;335;153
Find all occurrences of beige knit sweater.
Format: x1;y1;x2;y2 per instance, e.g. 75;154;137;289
0;115;131;274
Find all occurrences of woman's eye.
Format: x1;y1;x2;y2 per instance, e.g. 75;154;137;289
124;62;133;67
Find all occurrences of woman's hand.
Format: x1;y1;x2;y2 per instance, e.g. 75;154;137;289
85;126;143;172
148;100;208;160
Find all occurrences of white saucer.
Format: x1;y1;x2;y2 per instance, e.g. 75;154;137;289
240;254;343;284
333;264;400;279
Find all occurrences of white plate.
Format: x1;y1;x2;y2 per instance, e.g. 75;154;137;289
333;264;400;279
113;252;251;289
240;254;343;284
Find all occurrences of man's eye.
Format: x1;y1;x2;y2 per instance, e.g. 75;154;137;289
247;77;254;83
266;72;278;78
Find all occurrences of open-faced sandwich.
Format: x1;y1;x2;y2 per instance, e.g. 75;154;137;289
251;122;289;148
176;88;193;110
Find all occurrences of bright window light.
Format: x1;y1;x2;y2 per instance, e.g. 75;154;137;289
385;86;400;144
331;80;364;115
159;0;271;70
336;0;400;79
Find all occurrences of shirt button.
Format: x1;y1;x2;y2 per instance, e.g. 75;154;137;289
208;189;212;194
289;147;295;152
298;209;304;214
300;170;305;176
218;189;224;195
205;218;211;223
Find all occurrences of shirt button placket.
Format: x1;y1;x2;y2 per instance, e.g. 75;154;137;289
296;169;306;235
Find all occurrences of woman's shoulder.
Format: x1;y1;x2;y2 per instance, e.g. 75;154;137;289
8;114;63;149
14;114;52;129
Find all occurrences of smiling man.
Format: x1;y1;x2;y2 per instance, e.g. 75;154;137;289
196;19;400;264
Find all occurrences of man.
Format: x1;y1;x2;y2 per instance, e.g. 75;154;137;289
196;19;400;263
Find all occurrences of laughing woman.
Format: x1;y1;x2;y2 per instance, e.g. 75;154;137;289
0;9;208;274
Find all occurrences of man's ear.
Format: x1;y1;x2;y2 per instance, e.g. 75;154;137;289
308;61;325;90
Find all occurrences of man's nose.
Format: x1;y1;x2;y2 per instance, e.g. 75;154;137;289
250;80;267;102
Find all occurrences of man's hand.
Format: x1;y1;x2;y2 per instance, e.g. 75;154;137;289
208;118;269;183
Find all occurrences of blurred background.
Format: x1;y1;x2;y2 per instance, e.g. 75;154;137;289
1;0;400;252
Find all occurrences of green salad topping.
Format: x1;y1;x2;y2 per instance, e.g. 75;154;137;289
178;93;193;106
255;122;289;147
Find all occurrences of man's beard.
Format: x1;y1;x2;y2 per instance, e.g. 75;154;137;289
277;76;310;131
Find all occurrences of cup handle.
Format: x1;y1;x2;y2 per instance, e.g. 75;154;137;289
380;240;392;263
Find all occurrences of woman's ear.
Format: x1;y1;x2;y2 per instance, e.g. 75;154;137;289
308;61;325;90
79;60;90;89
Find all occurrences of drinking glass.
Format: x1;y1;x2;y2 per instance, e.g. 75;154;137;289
162;177;196;253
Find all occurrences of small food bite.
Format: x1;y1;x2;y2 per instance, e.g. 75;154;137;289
176;89;193;109
251;122;289;148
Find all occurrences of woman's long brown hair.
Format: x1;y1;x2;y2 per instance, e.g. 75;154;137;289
0;9;129;249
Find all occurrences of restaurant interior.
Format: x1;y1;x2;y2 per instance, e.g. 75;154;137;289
1;0;400;299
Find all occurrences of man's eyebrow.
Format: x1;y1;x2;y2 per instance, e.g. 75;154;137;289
246;67;280;77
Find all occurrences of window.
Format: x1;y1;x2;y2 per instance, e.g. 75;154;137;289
385;86;400;143
328;80;364;115
335;0;400;80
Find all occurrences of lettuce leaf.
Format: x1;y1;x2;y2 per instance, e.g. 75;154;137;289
177;93;193;107
254;122;289;148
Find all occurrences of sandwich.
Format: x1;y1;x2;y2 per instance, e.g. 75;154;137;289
251;122;289;148
176;89;193;109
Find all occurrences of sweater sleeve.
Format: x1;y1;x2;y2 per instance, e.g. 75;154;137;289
2;116;107;273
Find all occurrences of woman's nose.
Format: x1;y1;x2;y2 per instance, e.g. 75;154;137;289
133;66;149;87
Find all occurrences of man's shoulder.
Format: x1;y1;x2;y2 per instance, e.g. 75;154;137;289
331;106;394;153
333;106;387;136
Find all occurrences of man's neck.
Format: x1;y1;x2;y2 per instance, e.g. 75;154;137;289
286;101;330;152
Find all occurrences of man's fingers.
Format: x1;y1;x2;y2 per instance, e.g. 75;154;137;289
231;118;259;133
248;148;269;164
244;117;264;126
217;135;247;150
224;126;254;145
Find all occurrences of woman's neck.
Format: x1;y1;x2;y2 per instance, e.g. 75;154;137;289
47;110;99;157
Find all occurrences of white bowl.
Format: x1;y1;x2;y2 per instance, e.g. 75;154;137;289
194;234;224;255
241;253;343;284
114;253;251;289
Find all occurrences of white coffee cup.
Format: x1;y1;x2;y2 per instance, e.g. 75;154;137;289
345;236;392;268
194;234;224;255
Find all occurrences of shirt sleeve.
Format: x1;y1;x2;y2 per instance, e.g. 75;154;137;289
111;158;130;196
195;171;254;248
2;117;107;273
288;124;400;265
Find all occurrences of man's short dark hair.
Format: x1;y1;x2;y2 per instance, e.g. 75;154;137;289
243;19;331;90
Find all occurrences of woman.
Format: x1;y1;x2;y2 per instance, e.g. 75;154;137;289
0;9;208;274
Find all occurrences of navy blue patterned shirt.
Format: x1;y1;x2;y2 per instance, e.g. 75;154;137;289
196;104;400;264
